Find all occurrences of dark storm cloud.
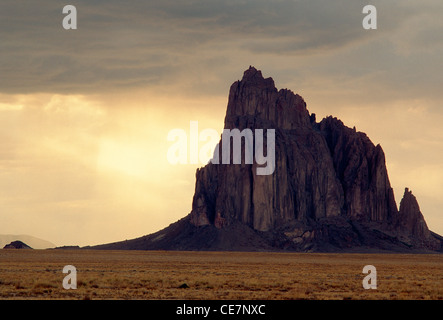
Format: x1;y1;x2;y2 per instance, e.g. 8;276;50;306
0;0;442;100
0;1;377;93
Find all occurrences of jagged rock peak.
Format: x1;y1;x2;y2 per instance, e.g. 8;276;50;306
397;188;440;250
399;188;420;216
318;115;397;222
398;188;425;233
241;66;276;88
225;66;310;130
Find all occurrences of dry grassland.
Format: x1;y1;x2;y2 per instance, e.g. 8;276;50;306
0;250;441;300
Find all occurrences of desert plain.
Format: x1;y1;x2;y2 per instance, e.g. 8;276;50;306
0;249;441;300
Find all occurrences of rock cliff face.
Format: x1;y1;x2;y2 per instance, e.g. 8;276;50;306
317;116;398;223
190;67;343;232
93;67;442;252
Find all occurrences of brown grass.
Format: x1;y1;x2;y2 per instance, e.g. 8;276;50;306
0;250;441;300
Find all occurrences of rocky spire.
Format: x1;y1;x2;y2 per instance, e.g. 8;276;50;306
398;188;424;235
396;188;440;249
224;66;310;130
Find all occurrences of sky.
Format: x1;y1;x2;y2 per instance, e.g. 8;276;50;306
0;0;442;247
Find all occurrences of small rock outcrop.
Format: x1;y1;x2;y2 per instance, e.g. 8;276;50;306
3;240;32;249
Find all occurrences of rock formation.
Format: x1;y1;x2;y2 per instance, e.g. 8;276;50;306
395;188;440;250
92;67;442;253
3;240;32;249
317;116;398;223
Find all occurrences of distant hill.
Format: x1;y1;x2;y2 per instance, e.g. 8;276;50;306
0;234;55;249
3;240;32;249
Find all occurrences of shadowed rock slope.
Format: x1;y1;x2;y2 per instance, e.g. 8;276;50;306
3;240;32;249
91;67;442;253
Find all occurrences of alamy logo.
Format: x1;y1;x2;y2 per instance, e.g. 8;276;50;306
62;265;77;289
62;5;77;30
362;265;377;289
167;121;275;176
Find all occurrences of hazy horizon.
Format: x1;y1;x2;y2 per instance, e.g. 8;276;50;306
1;0;442;247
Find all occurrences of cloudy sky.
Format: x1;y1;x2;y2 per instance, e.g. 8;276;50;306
0;0;442;246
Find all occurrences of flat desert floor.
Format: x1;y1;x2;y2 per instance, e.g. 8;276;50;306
0;250;441;300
